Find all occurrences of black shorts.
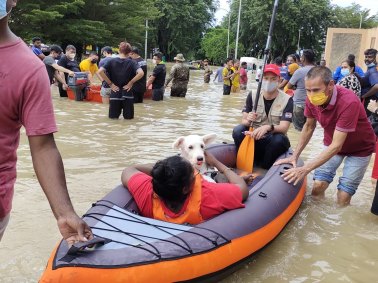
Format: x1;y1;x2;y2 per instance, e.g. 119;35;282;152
109;98;134;119
223;85;231;95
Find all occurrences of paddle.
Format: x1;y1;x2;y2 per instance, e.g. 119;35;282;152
236;0;280;172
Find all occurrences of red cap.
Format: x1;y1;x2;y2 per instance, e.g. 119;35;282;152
263;64;280;76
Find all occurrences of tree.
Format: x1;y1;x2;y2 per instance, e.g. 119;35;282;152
331;3;378;29
10;0;159;56
229;0;333;59
152;0;216;61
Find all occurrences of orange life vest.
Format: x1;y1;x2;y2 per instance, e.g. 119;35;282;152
152;173;204;224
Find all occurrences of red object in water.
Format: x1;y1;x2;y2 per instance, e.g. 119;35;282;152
144;84;153;99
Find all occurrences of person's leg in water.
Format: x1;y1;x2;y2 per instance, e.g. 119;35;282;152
123;98;134;119
312;154;343;200
336;155;371;206
109;99;122;119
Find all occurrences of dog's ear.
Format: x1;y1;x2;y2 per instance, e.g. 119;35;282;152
172;137;185;149
202;133;217;145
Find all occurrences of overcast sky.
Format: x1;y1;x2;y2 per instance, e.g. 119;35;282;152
215;0;378;25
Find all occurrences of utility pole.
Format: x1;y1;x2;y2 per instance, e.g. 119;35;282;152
235;0;242;59
145;19;148;59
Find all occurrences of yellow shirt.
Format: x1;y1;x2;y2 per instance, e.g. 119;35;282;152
222;67;233;86
231;67;240;87
79;58;98;75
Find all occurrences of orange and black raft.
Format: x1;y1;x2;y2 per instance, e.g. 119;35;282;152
40;144;306;283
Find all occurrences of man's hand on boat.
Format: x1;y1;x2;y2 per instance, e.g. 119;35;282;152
274;156;308;185
57;213;93;247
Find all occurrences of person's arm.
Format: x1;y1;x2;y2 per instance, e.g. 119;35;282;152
281;129;348;185
146;75;156;88
279;79;289;89
213;71;218;81
362;84;378;99
54;70;68;88
123;68;144;91
37;53;45;60
28;134;92;245
205;152;248;201
121;164;154;187
97;67;119;92
165;66;174;87
274;117;317;167
52;63;74;76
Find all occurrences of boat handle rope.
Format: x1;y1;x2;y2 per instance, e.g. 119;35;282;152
95;200;230;245
85;213;193;254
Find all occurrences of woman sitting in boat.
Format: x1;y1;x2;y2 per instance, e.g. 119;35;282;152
121;152;249;225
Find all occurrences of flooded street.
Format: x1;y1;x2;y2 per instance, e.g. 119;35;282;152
0;67;377;282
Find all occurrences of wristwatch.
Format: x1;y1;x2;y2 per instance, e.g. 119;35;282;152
270;124;275;132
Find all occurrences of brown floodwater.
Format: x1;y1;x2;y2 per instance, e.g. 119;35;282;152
0;67;377;282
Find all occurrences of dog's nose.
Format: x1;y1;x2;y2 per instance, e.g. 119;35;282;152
197;157;203;161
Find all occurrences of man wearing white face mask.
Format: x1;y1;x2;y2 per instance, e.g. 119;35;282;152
232;64;293;169
275;66;375;206
57;45;80;97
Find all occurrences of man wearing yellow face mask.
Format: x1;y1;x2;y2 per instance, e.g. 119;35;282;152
275;66;375;206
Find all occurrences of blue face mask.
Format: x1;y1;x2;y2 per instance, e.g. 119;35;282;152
340;69;350;77
366;62;376;68
0;0;7;19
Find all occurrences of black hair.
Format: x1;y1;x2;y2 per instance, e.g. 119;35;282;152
225;58;233;64
294;53;300;62
342;59;356;73
306;66;333;85
302;49;316;64
50;45;63;54
364;49;377;57
151;156;194;202
131;46;140;55
241;62;247;66
101;46;113;54
347;54;356;62
89;51;98;56
32;37;41;43
153;52;163;60
274;56;283;65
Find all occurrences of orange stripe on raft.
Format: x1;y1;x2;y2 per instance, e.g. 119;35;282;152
40;179;306;283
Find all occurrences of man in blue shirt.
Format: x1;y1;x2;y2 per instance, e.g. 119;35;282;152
31;36;45;60
361;49;378;114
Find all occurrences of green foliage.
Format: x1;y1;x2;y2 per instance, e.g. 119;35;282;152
201;28;229;63
152;0;216;61
10;0;159;51
331;3;378;29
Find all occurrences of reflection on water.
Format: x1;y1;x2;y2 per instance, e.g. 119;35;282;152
1;68;377;282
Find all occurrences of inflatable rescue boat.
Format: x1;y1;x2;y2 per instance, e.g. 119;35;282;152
40;143;306;283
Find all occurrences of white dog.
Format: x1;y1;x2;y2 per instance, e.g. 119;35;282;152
172;133;217;182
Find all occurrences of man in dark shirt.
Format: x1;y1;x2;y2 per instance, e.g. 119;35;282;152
130;47;147;103
43;45;74;87
147;52;166;101
98;41;144;119
57;45;80;97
